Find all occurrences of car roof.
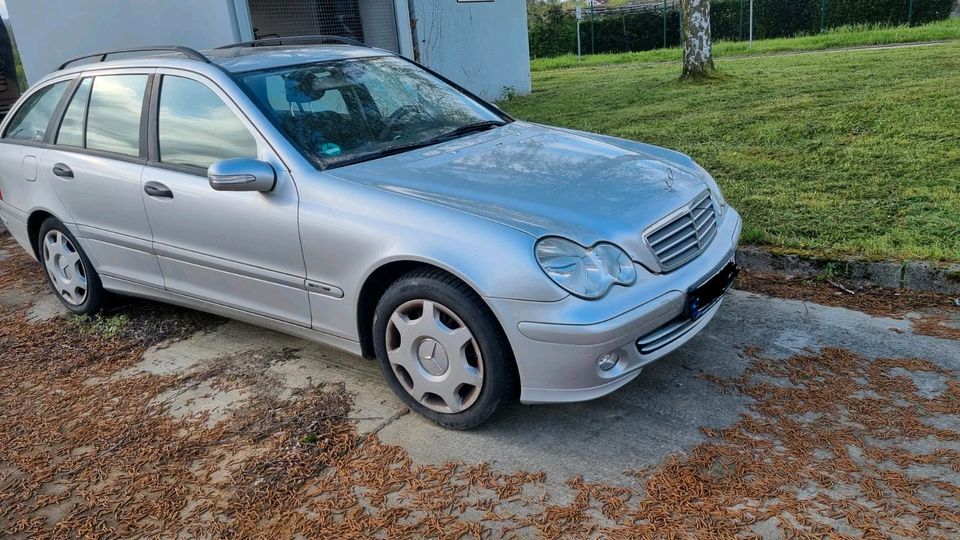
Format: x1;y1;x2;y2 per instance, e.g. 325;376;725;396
52;44;393;80
203;45;393;73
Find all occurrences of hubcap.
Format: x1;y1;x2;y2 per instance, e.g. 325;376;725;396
417;339;449;376
42;230;88;306
385;299;484;414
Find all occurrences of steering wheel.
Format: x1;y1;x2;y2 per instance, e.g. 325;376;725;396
378;105;422;141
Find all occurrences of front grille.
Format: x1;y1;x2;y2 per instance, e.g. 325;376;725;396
636;296;724;354
644;191;718;271
636;315;698;354
637;298;722;354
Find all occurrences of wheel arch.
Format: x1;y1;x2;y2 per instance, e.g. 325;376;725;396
26;209;58;260
356;259;503;361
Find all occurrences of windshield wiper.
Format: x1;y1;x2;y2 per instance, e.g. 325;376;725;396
330;121;507;168
378;121;505;157
433;120;506;141
328;139;442;168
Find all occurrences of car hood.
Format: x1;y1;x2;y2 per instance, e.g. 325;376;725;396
326;122;711;265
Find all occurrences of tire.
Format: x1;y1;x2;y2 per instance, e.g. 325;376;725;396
372;268;518;430
37;217;107;315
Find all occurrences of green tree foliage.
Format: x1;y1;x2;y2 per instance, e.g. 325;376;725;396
527;3;580;58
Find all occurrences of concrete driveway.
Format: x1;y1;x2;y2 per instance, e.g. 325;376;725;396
2;231;959;537
121;286;958;480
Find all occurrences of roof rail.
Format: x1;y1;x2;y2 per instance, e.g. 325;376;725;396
58;46;210;71
216;34;368;50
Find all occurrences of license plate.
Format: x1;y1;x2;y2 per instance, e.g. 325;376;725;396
686;261;739;320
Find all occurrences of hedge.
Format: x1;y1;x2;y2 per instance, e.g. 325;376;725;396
527;0;955;58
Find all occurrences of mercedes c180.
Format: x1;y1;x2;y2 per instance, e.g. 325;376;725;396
0;38;741;428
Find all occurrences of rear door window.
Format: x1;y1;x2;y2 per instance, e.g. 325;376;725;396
55;78;92;147
85;74;148;156
2;81;69;142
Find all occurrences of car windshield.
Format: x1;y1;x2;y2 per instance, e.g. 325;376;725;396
238;56;507;167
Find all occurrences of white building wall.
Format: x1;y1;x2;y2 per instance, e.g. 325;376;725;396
408;0;531;100
8;0;532;101
8;0;247;84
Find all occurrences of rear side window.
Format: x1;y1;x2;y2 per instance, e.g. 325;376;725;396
3;81;69;142
158;76;257;169
56;78;92;147
85;75;148;156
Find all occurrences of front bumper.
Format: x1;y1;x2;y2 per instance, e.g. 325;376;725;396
486;208;742;404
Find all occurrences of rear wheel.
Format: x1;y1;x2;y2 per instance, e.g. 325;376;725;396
38;217;106;315
373;269;517;429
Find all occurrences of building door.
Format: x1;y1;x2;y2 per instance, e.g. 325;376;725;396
247;0;400;52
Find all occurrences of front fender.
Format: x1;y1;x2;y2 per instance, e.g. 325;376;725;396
296;173;567;341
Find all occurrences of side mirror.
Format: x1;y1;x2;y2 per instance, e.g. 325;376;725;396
208;158;276;192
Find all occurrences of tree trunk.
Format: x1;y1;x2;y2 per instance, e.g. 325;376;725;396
681;0;716;79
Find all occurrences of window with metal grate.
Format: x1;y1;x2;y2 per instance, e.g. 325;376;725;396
247;0;400;53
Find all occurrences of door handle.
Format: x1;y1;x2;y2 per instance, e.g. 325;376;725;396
52;163;73;178
144;181;174;199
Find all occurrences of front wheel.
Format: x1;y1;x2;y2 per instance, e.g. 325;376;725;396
38;217;107;315
372;269;518;429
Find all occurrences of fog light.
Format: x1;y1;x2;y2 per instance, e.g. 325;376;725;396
597;352;619;371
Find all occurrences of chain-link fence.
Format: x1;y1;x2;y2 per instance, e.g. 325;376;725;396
528;0;955;58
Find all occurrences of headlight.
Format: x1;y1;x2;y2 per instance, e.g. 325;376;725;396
694;163;727;216
535;237;637;299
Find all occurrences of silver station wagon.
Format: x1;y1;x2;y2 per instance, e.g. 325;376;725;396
0;37;741;429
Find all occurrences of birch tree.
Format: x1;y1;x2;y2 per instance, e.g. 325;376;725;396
681;0;716;78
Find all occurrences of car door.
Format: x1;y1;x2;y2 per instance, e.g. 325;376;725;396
0;77;71;251
40;70;164;288
140;70;310;327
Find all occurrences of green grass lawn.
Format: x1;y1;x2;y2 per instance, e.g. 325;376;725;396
532;19;960;72
502;41;960;262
